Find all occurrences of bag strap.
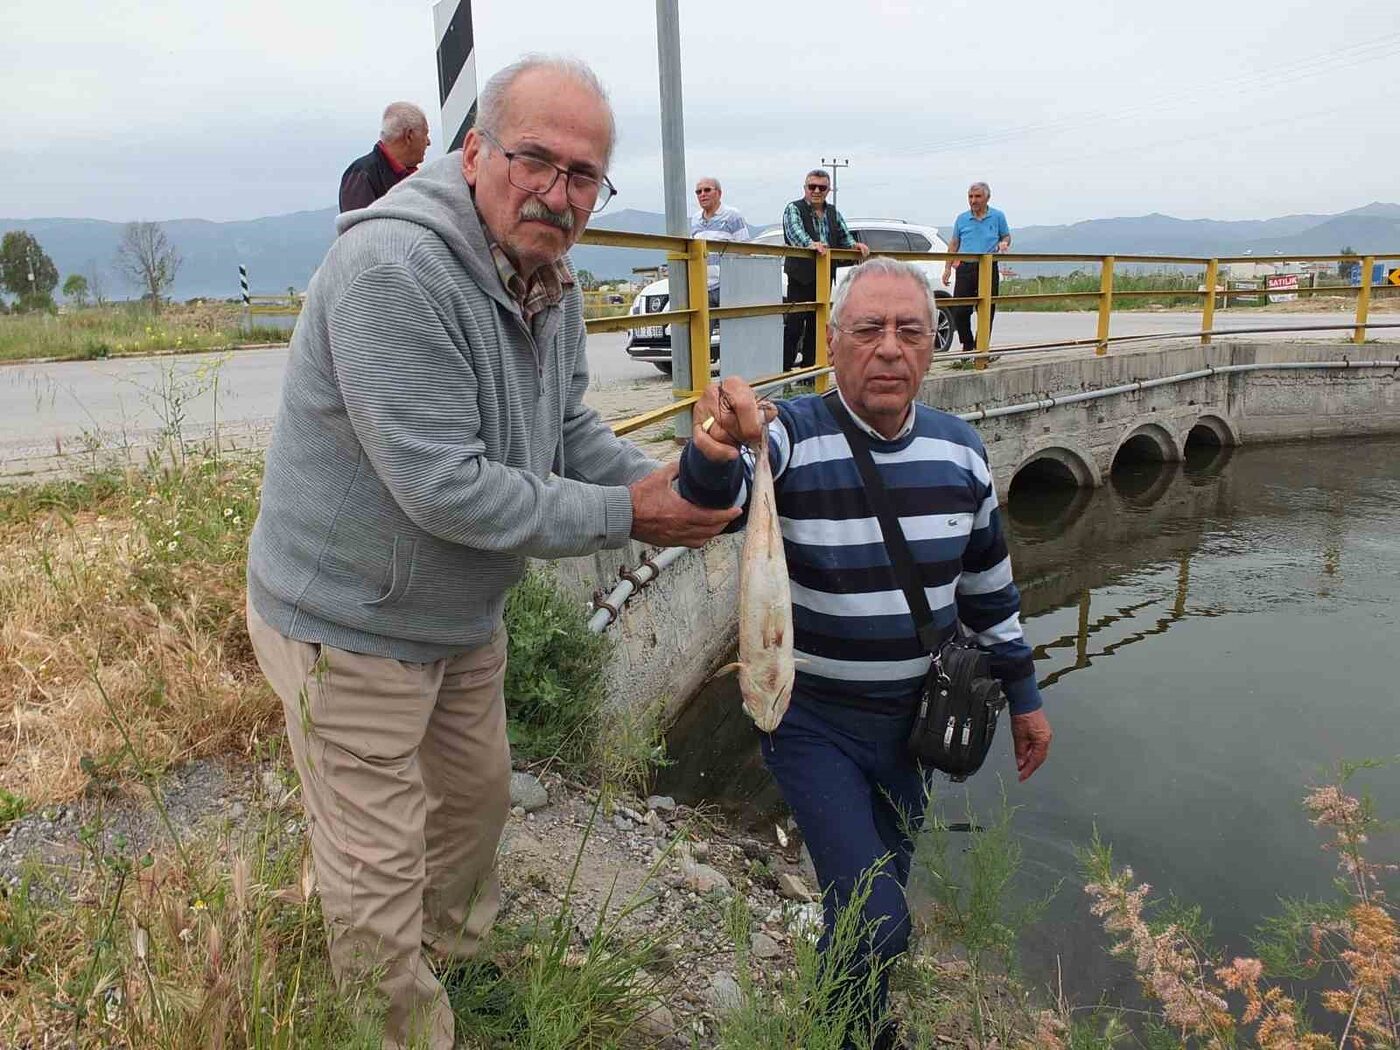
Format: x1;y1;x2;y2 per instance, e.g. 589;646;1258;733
824;392;941;654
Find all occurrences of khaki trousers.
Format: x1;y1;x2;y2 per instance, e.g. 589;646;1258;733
246;598;511;1050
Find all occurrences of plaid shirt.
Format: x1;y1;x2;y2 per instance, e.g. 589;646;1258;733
782;201;855;249
481;215;574;326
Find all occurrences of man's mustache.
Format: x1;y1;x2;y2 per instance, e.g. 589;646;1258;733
519;198;574;233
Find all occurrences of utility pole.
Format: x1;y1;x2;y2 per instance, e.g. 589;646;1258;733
656;0;694;423
821;156;850;207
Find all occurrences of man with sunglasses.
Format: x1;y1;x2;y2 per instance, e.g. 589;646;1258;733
247;55;738;1050
781;168;869;371
691;176;749;241
681;258;1051;1050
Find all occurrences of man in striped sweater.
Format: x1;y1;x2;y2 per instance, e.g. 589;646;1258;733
681;256;1052;1048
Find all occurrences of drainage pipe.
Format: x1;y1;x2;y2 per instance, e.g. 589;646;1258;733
585;544;689;633
587;357;1400;632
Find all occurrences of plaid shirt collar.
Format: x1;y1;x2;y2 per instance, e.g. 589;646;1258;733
479;211;574;325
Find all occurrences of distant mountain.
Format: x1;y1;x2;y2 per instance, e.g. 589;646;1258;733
4;202;1397;301
0;210;340;301
1014;202;1400;261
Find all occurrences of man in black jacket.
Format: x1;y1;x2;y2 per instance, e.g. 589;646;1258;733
780;168;868;370
338;102;431;213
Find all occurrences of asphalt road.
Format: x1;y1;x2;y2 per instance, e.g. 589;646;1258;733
2;314;1392;478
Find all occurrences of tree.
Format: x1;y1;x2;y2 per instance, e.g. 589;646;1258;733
0;230;59;311
86;261;109;307
116;221;181;313
576;268;599;291
62;273;90;308
1338;244;1358;278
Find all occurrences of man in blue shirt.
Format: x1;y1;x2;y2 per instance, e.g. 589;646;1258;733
941;182;1011;351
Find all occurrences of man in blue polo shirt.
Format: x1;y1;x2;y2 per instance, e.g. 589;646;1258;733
941;182;1011;351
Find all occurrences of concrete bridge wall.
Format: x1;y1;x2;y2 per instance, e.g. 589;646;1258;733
551;339;1400;721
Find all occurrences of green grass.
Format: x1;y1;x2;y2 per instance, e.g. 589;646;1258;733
997;272;1206;312
0;301;294;363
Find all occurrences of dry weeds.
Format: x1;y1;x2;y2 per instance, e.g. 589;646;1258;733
0;455;277;806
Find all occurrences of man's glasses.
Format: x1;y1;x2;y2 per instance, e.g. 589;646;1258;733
695;187;715;195
479;129;617;213
832;319;932;350
806;184;830;192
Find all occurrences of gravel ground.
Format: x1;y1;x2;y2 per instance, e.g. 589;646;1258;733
0;756;828;1048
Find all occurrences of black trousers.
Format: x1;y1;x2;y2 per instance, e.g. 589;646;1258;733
783;278;817;371
952;259;999;350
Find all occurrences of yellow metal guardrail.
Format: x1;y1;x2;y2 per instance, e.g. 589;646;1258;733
579;230;1398;435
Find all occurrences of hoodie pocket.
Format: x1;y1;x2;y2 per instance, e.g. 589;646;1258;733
361;535;417;608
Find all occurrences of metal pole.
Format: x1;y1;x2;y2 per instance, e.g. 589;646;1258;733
656;0;694;424
1201;258;1219;344
821;157;850;208
1355;255;1375;344
1095;256;1114;356
433;0;478;151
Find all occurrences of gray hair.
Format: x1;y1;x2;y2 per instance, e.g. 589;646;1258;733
969;181;991;195
830;257;938;330
380;102;427;142
806;168;831;183
477;54;617;165
695;176;722;191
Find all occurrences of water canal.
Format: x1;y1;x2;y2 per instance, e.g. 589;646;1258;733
655;434;1400;1008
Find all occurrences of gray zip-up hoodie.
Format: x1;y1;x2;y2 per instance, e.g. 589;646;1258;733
247;153;656;661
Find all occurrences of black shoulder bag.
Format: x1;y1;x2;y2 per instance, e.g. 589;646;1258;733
825;393;1006;781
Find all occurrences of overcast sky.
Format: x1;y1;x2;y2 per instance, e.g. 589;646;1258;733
5;0;1398;228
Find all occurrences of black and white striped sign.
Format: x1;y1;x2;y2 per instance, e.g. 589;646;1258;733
238;264;249;305
433;0;477;153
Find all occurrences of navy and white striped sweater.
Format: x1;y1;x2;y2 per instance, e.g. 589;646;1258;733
679;393;1042;716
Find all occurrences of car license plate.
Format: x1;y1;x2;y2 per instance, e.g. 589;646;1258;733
637;325;666;339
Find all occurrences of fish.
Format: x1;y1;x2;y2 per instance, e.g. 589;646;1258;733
718;423;795;732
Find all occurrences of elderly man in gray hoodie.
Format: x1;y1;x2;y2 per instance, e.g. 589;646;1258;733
246;56;736;1049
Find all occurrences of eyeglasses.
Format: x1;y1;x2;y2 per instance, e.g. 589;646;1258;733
695;187;716;195
479;129;617;213
806;184;830;192
832;320;932;349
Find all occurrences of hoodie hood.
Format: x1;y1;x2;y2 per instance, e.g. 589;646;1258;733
336;151;578;317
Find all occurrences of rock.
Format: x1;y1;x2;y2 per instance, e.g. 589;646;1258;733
778;873;817;902
612;814;634;832
619;805;646;823
750;932;783;959
690;839;711;860
644;810;667;835
798;843;820;887
510;806;526;818
510;772;549;813
260;770;285;803
633;1002;676;1041
227;801;246;821
645;795;677;813
681;861;731;896
707;972;743;1013
787;901;824;942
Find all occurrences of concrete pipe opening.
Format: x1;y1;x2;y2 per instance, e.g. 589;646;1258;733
1112;424;1180;472
1111;425;1180;504
1183;416;1238;477
1008;449;1097;533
